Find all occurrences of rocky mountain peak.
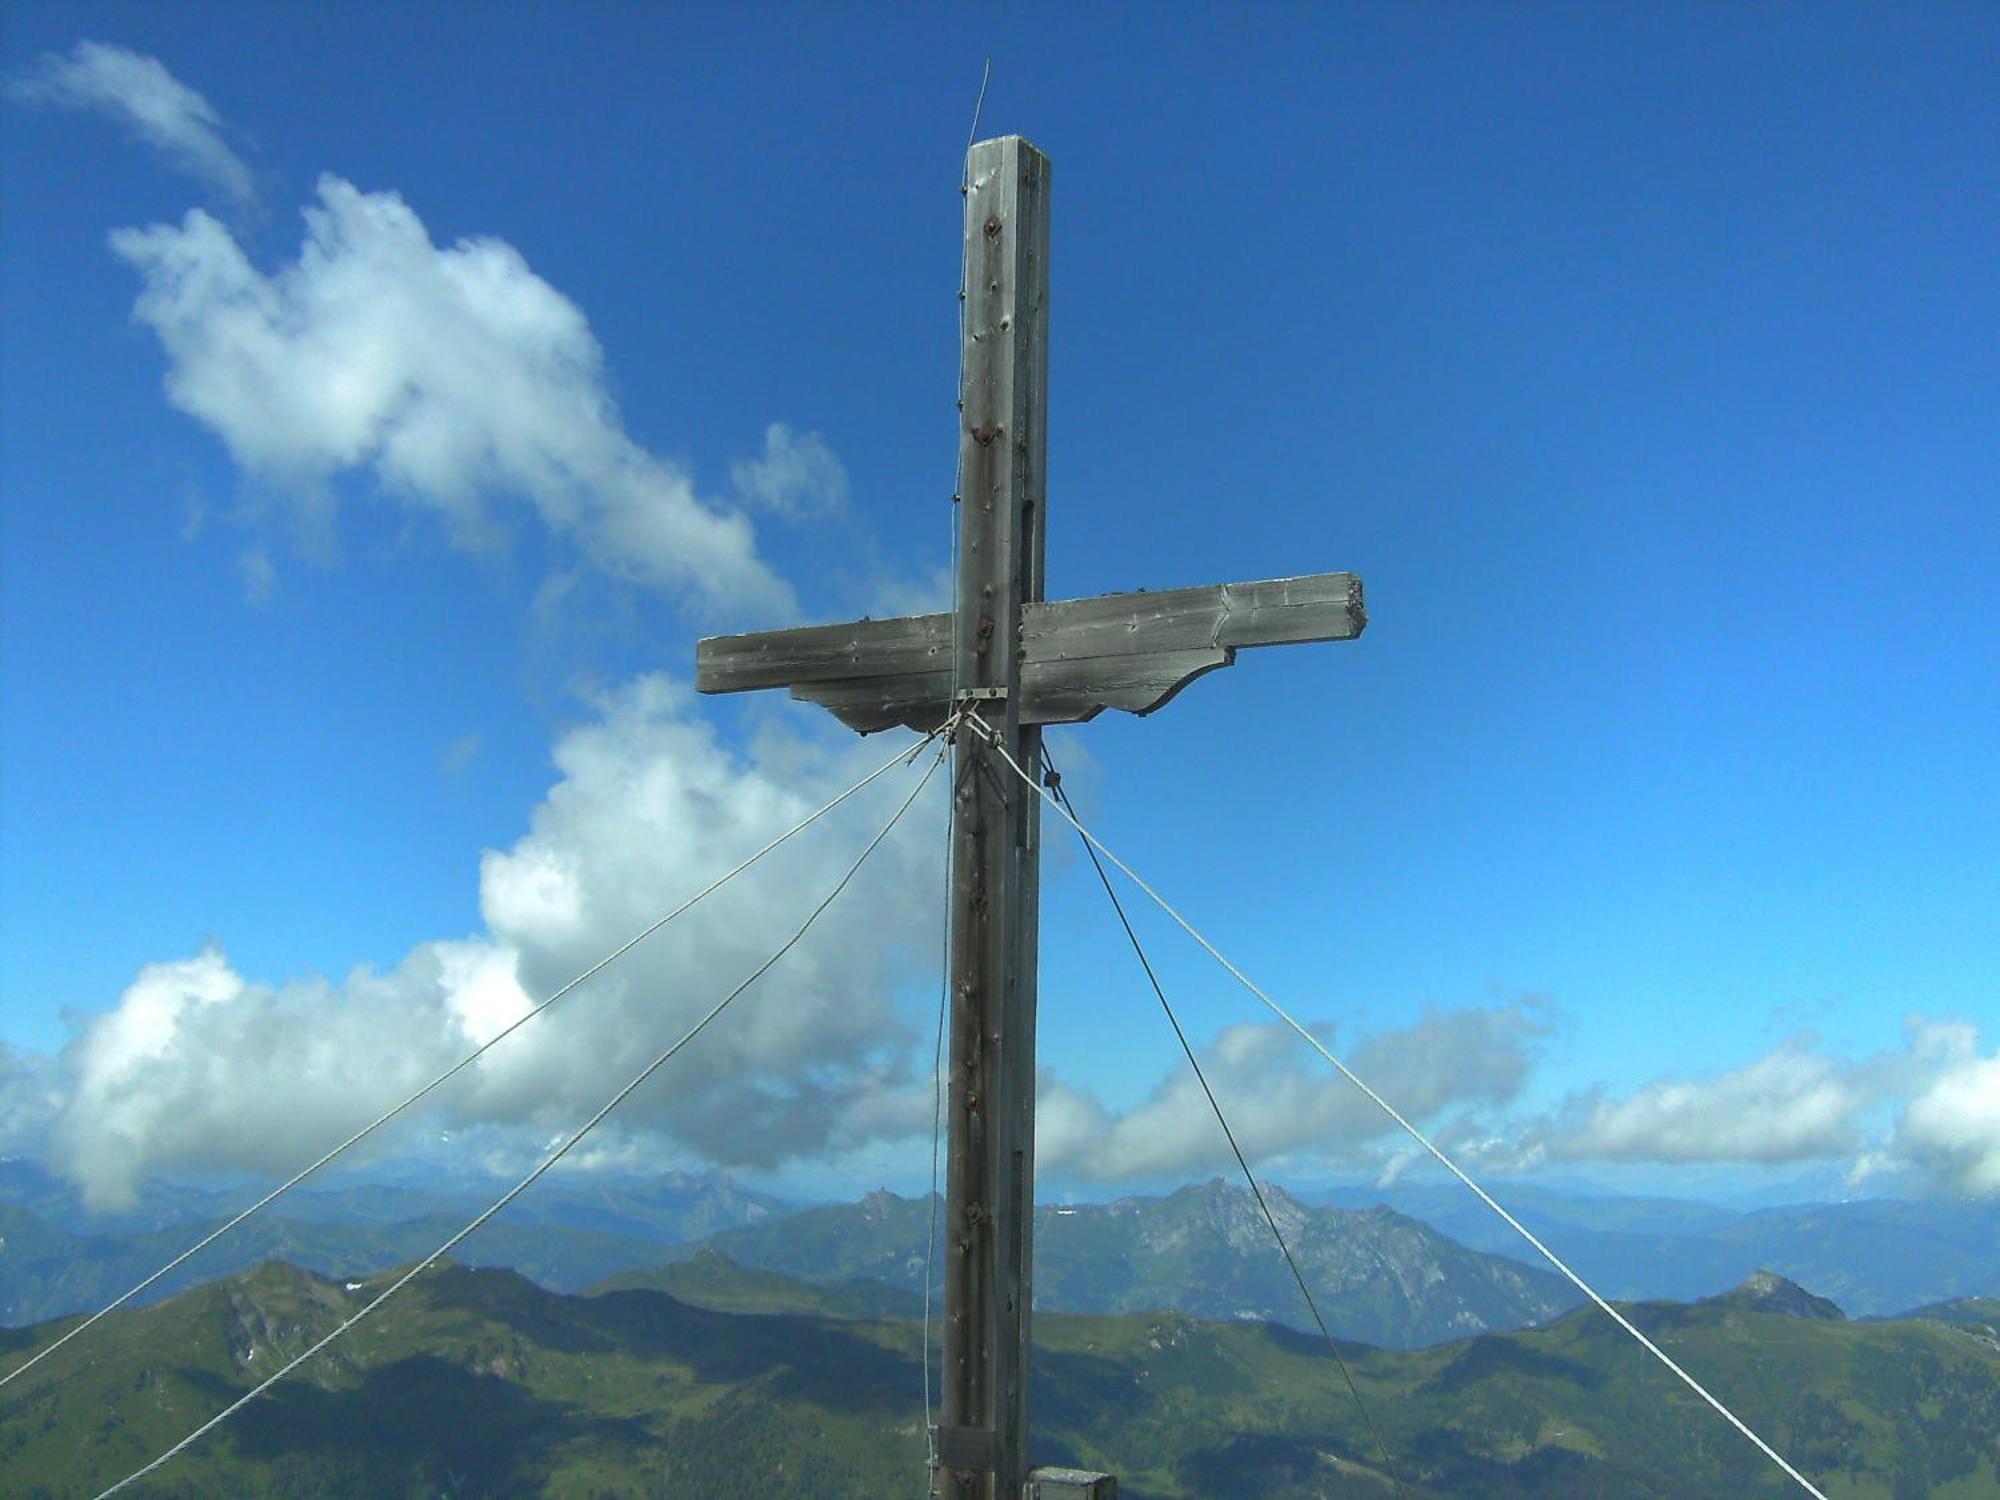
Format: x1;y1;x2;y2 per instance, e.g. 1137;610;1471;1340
1718;1270;1846;1320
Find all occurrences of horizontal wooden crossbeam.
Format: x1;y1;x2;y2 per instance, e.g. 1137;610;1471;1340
697;570;1365;734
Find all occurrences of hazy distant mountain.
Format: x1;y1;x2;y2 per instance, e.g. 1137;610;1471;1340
0;1158;790;1245
1316;1179;1745;1238
1034;1179;1585;1346
0;1165;796;1327
11;1153;1993;1347
680;1179;1583;1347
0;1199;671;1325
0;1157;246;1236
3;1257;1994;1497
1317;1180;2000;1315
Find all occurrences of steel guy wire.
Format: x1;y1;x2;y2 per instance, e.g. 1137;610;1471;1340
920;744;965;1470
964;715;1833;1500
964;58;991;162
1040;745;1406;1496
90;737;948;1500
920;823;951;1473
920;747;967;1473
2;726;943;1394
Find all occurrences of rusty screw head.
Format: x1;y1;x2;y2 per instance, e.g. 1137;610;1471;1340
973;425;996;446
984;216;1001;237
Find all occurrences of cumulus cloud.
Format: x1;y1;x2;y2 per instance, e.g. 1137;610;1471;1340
731;423;849;519
1038;999;1550;1181
1034;996;2000;1197
1889;1024;2000;1195
110;177;794;617
1547;1041;1864;1165
1534;1016;2000;1195
49;676;943;1209
9;41;253;203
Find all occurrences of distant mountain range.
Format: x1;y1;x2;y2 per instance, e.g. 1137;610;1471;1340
675;1179;1584;1348
0;1200;673;1325
6;1158;1997;1342
0;1157;788;1243
2;1253;1994;1498
0;1161;790;1326
1317;1179;2000;1316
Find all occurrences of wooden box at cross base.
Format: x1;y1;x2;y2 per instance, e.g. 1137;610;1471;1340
1024;1468;1118;1499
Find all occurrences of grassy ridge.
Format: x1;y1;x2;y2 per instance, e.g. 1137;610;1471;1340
2;1257;1996;1498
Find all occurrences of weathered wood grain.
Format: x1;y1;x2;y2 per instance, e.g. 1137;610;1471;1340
1026;571;1364;660
697;570;1363;712
695;612;950;694
943;132;1049;1500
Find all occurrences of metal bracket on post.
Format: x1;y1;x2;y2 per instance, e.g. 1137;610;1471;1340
936;1424;998;1475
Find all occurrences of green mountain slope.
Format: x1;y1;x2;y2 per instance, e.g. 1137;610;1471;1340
589;1247;922;1318
1899;1296;2000;1336
3;1257;1994;1498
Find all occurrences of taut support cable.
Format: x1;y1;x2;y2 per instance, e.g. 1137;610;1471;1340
1042;747;1405;1495
90;735;948;1500
1;729;939;1393
969;717;1831;1500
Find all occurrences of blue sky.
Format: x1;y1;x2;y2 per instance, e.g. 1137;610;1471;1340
1;2;1995;1208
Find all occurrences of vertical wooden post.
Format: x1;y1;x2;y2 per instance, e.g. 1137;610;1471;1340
936;134;1050;1500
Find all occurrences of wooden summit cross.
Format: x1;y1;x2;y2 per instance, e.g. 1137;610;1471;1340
695;136;1366;1500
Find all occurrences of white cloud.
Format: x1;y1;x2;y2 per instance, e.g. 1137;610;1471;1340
110;177;795;618
731;423;849;519
1547;1041;1864;1165
1037;999;1549;1181
1538;1016;2000;1195
1034;998;2000;1197
1891;1030;2000;1195
9;41;252;203
49;676;943;1209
